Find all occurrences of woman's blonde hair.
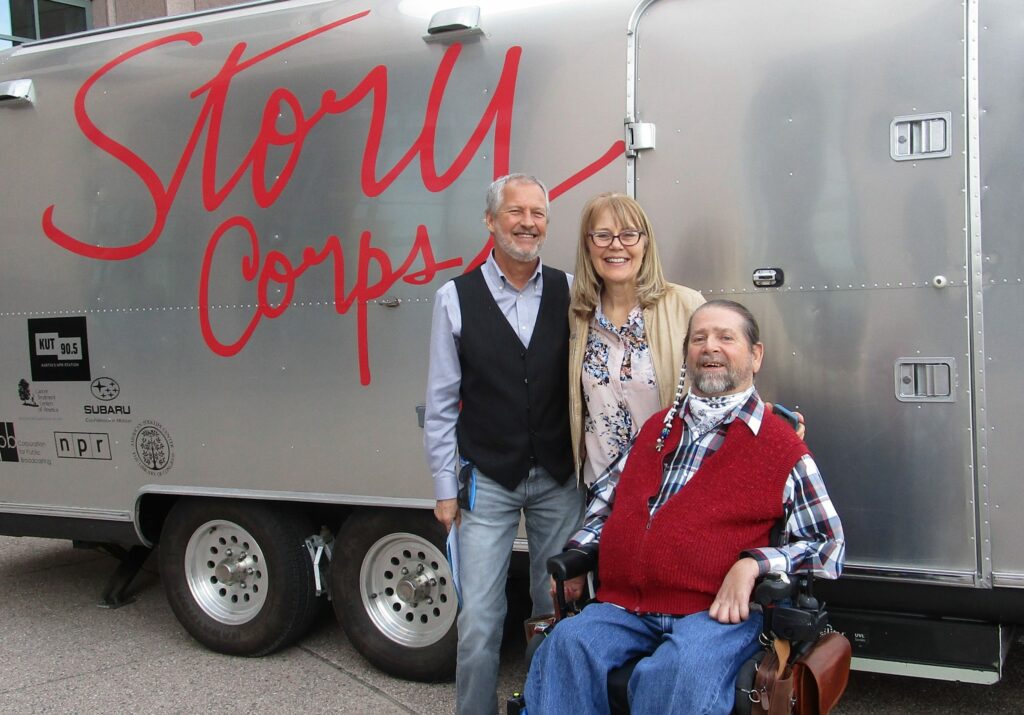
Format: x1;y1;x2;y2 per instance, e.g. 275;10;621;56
570;193;667;319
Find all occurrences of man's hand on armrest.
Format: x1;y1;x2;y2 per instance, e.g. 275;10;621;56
550;574;587;604
709;557;761;624
546;548;595;604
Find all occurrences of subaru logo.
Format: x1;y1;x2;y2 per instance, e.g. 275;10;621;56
90;377;120;401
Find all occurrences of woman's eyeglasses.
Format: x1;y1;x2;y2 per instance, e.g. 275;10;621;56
588;230;644;247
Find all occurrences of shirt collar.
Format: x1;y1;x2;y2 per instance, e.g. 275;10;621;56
594;301;644;333
484;250;543;292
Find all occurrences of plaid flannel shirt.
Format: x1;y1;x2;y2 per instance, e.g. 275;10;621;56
567;388;845;579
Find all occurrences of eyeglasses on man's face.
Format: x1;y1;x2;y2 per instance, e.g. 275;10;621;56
588;229;645;247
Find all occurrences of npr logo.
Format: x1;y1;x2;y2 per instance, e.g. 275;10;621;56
54;432;112;460
0;422;18;463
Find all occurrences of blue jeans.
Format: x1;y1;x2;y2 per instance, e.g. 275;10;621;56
525;602;763;715
456;466;584;715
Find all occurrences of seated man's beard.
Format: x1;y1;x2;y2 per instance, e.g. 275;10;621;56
694;368;737;395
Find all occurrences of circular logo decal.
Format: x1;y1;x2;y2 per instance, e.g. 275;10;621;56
132;420;174;476
90;377;120;401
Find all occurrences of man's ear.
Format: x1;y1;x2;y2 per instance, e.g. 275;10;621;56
751;342;764;374
483;213;495;234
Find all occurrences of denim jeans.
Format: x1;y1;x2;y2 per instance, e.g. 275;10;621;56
456;466;584;715
525;602;763;715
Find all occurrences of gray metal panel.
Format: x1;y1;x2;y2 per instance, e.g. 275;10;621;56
978;0;1024;581
634;0;977;578
0;1;636;516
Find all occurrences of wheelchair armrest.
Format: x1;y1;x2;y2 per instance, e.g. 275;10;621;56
547;548;596;581
546;549;596;619
754;572;828;647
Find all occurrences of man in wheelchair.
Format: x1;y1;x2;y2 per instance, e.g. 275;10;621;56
524;300;845;714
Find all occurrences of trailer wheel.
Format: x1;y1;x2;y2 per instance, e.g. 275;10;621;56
331;509;457;681
158;498;319;656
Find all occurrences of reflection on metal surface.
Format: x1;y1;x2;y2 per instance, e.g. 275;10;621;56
0;502;132;521
851;657;1000;684
838;564;976;586
993;573;1024;589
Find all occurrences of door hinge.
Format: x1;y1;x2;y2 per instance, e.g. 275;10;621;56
625;120;656;158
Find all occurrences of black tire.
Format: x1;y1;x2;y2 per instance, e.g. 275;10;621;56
158;498;320;656
331;508;458;682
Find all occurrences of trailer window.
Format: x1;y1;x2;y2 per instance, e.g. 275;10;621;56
1;0;88;47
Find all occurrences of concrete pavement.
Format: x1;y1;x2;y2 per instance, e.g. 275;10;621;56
1;535;1022;714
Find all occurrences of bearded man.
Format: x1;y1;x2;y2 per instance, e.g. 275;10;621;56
524;299;845;715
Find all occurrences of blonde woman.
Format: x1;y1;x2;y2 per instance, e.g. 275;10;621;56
568;193;705;484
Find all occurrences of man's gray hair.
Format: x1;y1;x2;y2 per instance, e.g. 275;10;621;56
485;174;550;217
685;299;761;349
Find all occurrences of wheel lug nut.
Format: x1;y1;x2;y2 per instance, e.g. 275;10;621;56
417;564;424;573
401;567;409;575
247;568;254;575
225;549;233;557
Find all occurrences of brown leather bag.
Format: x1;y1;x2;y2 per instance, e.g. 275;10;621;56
751;646;795;715
791;632;852;714
749;633;851;715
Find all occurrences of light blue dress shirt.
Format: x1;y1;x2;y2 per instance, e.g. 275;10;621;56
423;251;572;500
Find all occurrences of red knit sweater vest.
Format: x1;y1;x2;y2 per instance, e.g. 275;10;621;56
596;405;809;615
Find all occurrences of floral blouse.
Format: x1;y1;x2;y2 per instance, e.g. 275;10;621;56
581;303;661;484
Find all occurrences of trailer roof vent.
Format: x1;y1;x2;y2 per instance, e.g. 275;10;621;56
424;6;482;42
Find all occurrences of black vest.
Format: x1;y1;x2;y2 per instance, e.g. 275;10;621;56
453;265;573;490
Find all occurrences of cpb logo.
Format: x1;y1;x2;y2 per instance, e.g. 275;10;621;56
0;422;19;462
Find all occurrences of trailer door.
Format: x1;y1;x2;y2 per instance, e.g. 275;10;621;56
632;0;979;584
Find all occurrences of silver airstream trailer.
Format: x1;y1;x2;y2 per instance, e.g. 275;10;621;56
1;0;1020;684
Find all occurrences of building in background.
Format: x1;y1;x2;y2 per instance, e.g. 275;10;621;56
1;0;246;48
90;0;246;30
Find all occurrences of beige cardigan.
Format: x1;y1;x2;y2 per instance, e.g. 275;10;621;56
568;283;705;483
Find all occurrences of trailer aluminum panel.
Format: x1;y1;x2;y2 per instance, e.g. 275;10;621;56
633;0;981;583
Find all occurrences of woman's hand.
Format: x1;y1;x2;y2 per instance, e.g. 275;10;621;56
766;402;806;440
